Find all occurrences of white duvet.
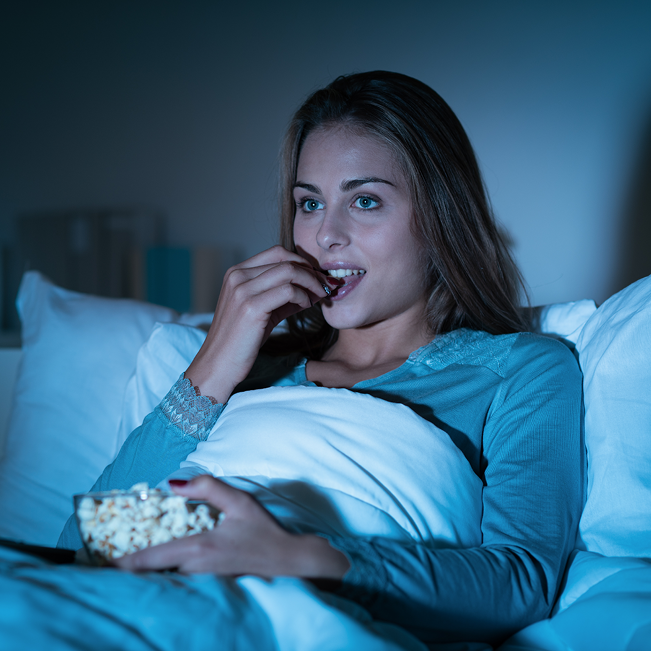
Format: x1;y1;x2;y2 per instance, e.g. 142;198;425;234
166;384;483;550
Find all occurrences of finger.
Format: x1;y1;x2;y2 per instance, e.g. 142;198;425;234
226;280;319;325
229;261;331;298
169;475;250;514
174;538;227;575
234;245;313;271
229;260;316;283
113;535;194;572
245;263;332;303
267;301;313;330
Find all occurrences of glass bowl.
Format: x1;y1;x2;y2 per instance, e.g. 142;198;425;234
74;483;221;565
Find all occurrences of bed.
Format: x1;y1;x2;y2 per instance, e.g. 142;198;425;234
0;270;649;650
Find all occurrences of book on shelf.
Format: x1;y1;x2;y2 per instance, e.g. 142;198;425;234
11;210;238;316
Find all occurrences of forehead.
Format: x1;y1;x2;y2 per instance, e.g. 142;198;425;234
296;126;400;182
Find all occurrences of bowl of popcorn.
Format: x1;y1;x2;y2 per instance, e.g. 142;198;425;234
74;482;222;565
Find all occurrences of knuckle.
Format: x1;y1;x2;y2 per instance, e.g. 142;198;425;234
232;283;251;303
280;260;296;273
195;475;213;489
277;260;294;274
223;265;237;282
277;283;294;299
229;267;246;284
240;296;259;317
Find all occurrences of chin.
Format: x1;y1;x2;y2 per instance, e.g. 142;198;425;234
321;306;372;331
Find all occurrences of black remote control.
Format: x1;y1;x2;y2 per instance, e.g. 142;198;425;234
0;538;76;564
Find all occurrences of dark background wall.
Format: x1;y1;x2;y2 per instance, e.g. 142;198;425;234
1;0;651;309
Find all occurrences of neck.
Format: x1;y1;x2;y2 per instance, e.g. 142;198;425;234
322;317;432;369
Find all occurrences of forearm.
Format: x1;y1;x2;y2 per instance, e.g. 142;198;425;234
57;375;223;549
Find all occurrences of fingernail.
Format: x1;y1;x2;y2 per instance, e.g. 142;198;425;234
321;283;332;297
327;277;345;286
168;479;189;487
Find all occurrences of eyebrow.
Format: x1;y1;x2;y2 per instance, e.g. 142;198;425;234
293;177;395;194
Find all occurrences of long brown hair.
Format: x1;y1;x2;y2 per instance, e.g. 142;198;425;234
268;70;528;358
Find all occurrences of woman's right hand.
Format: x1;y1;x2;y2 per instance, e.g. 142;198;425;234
185;245;334;404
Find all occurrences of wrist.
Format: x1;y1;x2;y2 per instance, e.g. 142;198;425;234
289;534;351;580
185;354;237;405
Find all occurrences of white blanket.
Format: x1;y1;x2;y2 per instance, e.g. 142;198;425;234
167;385;483;550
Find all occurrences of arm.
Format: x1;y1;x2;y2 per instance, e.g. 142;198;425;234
59;246;333;550
57;375;223;549
325;340;584;646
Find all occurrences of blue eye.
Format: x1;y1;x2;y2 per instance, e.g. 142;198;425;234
302;199;324;212
355;196;378;210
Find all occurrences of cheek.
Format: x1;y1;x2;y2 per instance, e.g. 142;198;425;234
388;227;420;265
292;220;316;262
393;231;428;289
292;220;303;250
293;219;314;252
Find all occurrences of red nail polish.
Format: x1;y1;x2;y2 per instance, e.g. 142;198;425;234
168;479;189;487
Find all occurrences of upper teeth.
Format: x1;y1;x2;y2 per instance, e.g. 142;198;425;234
327;269;366;278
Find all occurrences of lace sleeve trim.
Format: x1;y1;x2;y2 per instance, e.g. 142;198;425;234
159;373;224;441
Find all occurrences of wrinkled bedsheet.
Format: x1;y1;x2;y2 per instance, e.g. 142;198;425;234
498;552;651;651
0;546;429;651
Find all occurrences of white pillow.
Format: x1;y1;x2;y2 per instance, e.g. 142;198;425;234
0;271;210;545
575;274;651;556
117;322;208;444
534;299;597;344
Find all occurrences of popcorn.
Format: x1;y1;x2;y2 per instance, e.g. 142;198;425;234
75;483;221;562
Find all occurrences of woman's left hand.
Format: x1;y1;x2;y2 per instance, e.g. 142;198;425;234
113;475;350;579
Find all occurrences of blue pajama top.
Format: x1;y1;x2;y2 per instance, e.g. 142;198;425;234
59;328;583;647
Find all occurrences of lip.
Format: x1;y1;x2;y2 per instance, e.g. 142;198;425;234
318;263;367;301
323;271;365;301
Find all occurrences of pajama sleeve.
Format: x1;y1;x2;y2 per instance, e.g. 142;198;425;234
57;374;223;549
323;338;584;646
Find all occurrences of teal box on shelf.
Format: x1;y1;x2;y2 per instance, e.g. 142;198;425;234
146;247;192;313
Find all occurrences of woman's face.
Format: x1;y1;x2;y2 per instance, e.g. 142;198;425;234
293;126;428;333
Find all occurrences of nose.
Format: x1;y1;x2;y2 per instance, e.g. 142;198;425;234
316;206;350;250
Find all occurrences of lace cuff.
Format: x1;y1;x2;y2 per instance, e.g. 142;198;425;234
159;373;224;441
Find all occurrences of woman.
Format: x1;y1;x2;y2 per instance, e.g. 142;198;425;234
58;71;582;646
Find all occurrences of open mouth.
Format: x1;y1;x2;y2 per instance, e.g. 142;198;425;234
325;269;366;280
323;268;366;301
